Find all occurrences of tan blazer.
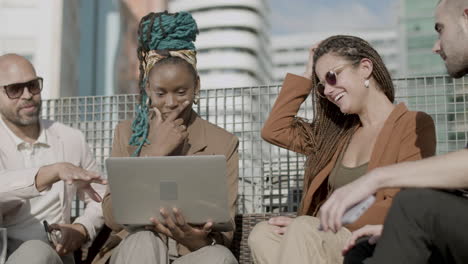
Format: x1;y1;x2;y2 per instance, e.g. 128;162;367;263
102;110;239;256
262;74;436;231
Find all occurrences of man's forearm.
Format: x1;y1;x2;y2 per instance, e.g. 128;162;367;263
35;164;60;191
374;149;468;189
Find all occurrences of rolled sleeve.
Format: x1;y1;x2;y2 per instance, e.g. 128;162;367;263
0;167;43;200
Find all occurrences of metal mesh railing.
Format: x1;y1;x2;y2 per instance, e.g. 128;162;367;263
41;75;468;216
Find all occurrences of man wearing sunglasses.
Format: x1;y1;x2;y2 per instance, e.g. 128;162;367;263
0;54;106;264
319;0;468;263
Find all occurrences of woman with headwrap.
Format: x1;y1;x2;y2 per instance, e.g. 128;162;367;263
97;12;239;264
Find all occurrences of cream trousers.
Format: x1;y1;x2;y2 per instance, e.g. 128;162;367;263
248;216;351;264
6;240;74;264
110;230;238;264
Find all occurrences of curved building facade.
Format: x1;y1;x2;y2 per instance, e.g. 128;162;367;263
169;0;272;89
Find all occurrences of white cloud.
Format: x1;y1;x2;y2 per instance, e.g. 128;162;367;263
271;1;397;35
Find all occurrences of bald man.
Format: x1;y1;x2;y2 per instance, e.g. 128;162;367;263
316;0;468;263
0;54;106;264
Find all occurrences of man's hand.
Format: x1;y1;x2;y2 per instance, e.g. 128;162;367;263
54;163;103;185
147;208;212;251
49;223;88;256
342;225;382;256
150;101;190;156
319;171;380;233
267;216;293;235
36;162;107;202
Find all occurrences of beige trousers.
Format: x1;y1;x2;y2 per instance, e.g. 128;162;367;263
248;216;351;264
6;240;74;264
110;231;238;264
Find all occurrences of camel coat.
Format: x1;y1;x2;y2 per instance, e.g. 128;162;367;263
262;74;436;231
100;110;239;258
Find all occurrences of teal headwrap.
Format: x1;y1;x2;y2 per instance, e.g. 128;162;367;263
129;11;199;156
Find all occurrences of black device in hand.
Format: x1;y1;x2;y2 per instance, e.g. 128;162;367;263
42;220;62;245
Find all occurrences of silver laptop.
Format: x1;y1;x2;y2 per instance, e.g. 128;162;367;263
106;155;233;231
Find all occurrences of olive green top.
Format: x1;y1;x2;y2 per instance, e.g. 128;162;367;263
328;149;369;190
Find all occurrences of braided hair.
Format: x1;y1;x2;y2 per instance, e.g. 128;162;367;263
295;35;395;214
129;11;199;156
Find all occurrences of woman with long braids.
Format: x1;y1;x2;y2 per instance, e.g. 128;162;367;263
248;35;437;263
98;12;239;264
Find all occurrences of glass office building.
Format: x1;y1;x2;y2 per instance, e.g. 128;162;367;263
399;0;446;76
399;0;467;153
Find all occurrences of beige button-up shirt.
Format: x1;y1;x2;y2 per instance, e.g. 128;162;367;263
0;118;64;242
0;118;105;248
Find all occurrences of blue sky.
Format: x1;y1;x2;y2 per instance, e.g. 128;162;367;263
270;0;399;35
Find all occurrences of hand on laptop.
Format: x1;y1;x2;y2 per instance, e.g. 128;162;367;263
150;101;190;156
147;207;213;251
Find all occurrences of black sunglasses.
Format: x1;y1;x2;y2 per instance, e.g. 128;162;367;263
2;77;43;99
316;65;351;98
